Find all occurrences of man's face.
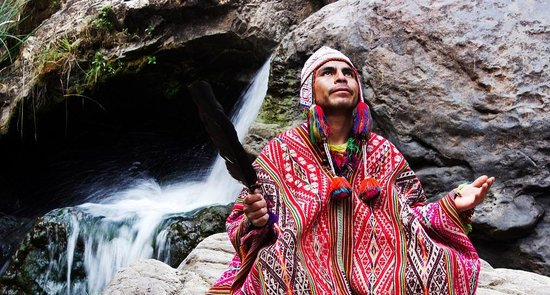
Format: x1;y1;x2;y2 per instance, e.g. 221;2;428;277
313;60;359;113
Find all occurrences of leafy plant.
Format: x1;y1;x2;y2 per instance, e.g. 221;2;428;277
85;51;120;87
91;5;114;31
0;0;28;66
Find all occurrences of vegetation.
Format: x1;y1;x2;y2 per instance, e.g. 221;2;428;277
37;37;80;72
91;5;114;31
85;51;121;87
0;0;28;66
146;55;156;65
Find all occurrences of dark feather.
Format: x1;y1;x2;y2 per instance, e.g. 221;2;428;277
188;81;257;190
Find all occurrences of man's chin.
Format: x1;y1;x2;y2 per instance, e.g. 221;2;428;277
322;103;357;114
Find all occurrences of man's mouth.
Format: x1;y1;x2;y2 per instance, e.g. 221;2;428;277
330;88;351;95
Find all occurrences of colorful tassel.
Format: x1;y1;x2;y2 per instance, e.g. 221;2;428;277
308;104;330;144
353;101;371;140
329;176;352;200
359;176;381;203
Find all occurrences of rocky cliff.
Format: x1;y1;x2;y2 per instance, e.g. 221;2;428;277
0;0;548;292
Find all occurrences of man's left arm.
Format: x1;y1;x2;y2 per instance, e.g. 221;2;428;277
394;160;494;237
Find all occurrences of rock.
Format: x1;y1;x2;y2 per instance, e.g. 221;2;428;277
0;213;32;275
257;0;550;275
102;233;235;295
177;232;235;293
517;209;550;275
0;208;87;294
0;205;231;293
0;0;328;137
478;259;550;295
158;204;232;268
104;233;550;295
473;194;545;240
244;122;281;156
103;259;186;295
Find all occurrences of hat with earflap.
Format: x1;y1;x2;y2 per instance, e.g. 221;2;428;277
299;46;380;203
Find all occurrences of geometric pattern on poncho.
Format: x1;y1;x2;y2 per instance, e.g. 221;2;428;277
209;123;480;295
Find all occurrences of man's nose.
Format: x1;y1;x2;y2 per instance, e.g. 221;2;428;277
334;70;347;83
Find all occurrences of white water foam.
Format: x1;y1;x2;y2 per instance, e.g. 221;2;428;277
65;59;271;294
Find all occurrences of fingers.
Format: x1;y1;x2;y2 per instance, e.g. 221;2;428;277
471;175;489;187
244;193;263;205
455;176;496;211
476;183;488;202
244;193;269;227
474;177;496;206
251;212;269;227
246;203;268;219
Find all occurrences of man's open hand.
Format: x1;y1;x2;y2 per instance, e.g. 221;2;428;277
454;175;495;212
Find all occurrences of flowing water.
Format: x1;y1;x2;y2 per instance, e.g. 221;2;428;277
59;60;271;294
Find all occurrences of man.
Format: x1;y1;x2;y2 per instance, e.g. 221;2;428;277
209;46;495;294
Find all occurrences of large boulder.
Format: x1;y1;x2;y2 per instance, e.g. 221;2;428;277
176;232;235;293
0;213;31;274
157;204;232;268
251;0;550;275
478;259;550;295
103;259;186;295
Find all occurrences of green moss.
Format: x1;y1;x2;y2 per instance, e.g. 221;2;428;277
258;67;303;128
49;0;61;10
258;94;300;127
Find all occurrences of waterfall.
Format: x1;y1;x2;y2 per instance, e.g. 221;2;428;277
64;59;271;294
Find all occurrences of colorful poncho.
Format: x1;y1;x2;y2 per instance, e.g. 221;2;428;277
209;124;479;294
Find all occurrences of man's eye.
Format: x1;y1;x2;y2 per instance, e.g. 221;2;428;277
322;71;332;76
344;71;354;77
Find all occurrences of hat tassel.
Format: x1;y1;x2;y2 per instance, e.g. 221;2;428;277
358;142;381;203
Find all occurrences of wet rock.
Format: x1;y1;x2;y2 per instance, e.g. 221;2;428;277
0;213;31;275
158;204;232;268
0;208;87;294
0;204;231;293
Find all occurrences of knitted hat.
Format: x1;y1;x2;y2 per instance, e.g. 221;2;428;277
299;47;379;202
299;46;365;108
